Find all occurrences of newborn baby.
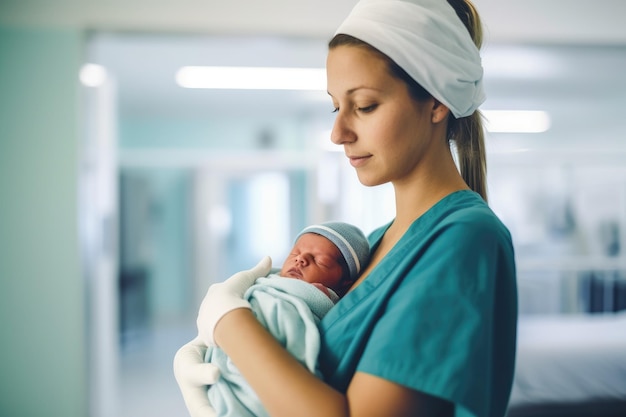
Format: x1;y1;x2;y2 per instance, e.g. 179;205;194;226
204;222;370;417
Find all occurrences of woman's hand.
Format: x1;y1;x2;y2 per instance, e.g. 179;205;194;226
197;256;272;346
173;337;220;417
173;256;272;416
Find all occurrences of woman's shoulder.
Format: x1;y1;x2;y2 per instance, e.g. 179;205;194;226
440;190;510;234
408;190;514;255
367;191;513;251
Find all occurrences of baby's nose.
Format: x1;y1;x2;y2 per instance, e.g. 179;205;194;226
296;254;310;265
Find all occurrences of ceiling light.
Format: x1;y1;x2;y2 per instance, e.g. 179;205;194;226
80;63;108;87
482;46;562;79
482;110;551;133
176;66;326;91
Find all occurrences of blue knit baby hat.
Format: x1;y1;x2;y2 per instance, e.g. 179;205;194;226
296;222;370;280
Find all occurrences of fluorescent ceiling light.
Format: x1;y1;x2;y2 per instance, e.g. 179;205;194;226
176;66;326;91
80;63;108;87
482;47;562;79
483;110;551;133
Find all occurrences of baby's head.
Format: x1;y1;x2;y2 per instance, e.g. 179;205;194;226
280;222;370;297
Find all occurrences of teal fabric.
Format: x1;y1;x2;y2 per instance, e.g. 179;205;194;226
319;190;518;417
206;276;336;417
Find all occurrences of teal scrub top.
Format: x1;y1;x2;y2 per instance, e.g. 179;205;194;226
319;190;517;417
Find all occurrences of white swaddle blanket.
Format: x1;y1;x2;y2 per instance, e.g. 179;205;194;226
204;275;336;417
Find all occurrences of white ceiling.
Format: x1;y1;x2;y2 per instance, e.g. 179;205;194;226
2;0;626;44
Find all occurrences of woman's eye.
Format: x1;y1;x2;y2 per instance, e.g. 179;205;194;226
357;104;377;113
331;107;339;113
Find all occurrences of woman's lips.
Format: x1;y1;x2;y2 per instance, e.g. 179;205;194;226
348;154;371;168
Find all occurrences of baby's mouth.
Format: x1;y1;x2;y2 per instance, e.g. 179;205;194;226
286;268;303;279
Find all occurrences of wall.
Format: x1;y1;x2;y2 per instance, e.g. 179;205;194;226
1;0;625;44
0;27;87;416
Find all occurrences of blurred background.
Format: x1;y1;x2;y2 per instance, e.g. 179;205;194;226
1;1;625;417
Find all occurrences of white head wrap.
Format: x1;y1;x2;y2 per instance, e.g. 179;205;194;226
334;0;485;118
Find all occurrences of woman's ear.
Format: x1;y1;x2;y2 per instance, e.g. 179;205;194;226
431;98;450;124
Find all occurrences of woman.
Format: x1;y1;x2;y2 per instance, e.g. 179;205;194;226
174;1;517;416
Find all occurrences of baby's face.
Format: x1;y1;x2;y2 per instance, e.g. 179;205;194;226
280;233;345;293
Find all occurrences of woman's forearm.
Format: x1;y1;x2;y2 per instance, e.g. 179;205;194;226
215;309;349;417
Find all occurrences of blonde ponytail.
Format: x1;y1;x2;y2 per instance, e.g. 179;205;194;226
449;111;487;202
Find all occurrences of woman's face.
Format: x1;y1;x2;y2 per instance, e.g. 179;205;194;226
280;233;346;293
326;45;439;187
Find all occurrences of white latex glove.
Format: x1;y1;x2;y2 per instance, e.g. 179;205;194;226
173;337;220;417
197;256;272;346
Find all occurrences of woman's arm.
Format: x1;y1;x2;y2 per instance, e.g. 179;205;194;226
215;309;452;417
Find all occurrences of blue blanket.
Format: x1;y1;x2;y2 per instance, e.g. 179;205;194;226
205;275;336;417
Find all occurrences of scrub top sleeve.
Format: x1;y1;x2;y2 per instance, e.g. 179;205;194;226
356;219;512;417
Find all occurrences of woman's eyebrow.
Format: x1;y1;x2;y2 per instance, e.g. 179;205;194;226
327;85;383;98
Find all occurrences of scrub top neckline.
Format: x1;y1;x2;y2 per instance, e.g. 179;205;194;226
325;189;480;323
369;189;478;258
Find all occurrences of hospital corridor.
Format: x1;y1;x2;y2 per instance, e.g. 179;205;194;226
1;1;626;417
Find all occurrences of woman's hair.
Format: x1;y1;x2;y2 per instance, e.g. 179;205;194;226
328;0;488;201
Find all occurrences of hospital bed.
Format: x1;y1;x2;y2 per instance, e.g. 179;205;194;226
505;311;626;417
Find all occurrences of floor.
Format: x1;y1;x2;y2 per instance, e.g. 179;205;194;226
118;319;196;417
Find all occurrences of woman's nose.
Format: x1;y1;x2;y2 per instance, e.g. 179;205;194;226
330;113;356;145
